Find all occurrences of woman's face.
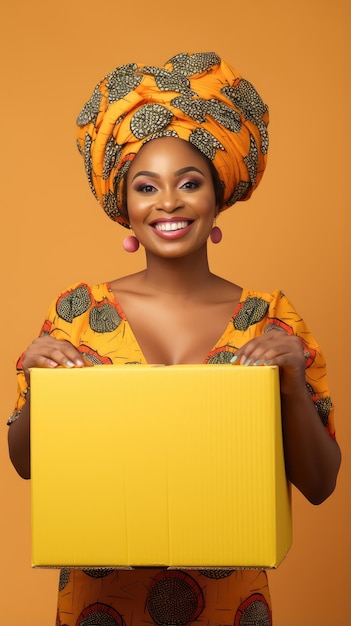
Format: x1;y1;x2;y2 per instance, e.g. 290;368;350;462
125;137;218;259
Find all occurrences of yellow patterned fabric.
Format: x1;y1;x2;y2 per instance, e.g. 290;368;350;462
8;283;335;625
76;52;269;227
56;568;272;626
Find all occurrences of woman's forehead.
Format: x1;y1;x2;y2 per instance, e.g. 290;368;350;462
129;137;212;173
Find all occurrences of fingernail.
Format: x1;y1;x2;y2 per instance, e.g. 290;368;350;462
264;360;272;365
65;359;75;367
254;359;263;366
244;359;252;367
239;355;247;365
230;355;238;363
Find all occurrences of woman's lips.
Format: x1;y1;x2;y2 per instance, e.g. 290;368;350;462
154;220;190;232
150;219;193;239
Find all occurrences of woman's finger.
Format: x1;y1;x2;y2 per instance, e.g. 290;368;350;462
22;337;85;372
231;332;304;367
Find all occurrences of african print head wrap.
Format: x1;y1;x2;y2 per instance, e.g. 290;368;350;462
76;52;269;228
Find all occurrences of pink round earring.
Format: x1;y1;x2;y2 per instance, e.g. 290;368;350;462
210;225;222;244
123;235;140;253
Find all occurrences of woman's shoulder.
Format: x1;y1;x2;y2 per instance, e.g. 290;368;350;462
241;288;286;305
54;281;113;303
45;281;116;326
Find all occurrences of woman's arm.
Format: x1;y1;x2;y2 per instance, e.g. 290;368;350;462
8;398;31;479
232;331;341;505
280;369;341;504
8;336;86;480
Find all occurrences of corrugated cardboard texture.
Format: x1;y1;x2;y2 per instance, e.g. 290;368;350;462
30;364;292;568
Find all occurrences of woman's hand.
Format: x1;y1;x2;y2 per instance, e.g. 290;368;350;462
231;329;306;394
22;336;86;383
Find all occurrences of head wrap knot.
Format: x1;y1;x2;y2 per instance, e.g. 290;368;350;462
76;52;269;227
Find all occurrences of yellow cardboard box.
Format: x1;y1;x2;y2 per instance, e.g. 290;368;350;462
30;364;291;569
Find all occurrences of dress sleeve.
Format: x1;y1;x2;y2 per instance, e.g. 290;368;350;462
7;282;89;426
266;290;336;439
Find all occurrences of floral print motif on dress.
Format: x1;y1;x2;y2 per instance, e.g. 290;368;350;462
233;297;269;331
146;571;204;625
57;285;92;323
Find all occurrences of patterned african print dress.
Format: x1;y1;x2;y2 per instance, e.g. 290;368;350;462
9;283;335;626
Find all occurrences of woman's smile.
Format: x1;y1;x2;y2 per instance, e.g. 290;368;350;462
151;218;194;238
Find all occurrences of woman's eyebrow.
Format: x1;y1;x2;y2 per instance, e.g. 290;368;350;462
131;170;160;182
175;166;205;177
131;166;205;183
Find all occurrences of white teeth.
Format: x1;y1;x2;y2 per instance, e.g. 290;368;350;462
154;221;189;232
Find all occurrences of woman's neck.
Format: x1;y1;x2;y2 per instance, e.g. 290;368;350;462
142;246;215;298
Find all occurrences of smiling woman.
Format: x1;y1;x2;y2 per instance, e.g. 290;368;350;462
7;51;340;626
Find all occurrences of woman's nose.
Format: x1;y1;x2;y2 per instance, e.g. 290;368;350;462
156;188;183;212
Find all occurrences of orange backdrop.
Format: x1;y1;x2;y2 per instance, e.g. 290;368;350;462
0;1;349;625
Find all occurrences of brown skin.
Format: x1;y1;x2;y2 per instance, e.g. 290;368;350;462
8;137;341;502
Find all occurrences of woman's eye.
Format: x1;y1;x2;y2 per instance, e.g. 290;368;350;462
137;184;156;193
181;180;199;190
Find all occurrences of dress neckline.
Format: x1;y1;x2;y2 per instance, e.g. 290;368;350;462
104;282;248;364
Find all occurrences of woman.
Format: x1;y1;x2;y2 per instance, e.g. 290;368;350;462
8;52;340;626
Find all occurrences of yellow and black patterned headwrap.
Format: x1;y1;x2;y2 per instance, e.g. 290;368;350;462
76;52;269;228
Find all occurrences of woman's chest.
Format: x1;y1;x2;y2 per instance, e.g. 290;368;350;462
116;299;237;365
